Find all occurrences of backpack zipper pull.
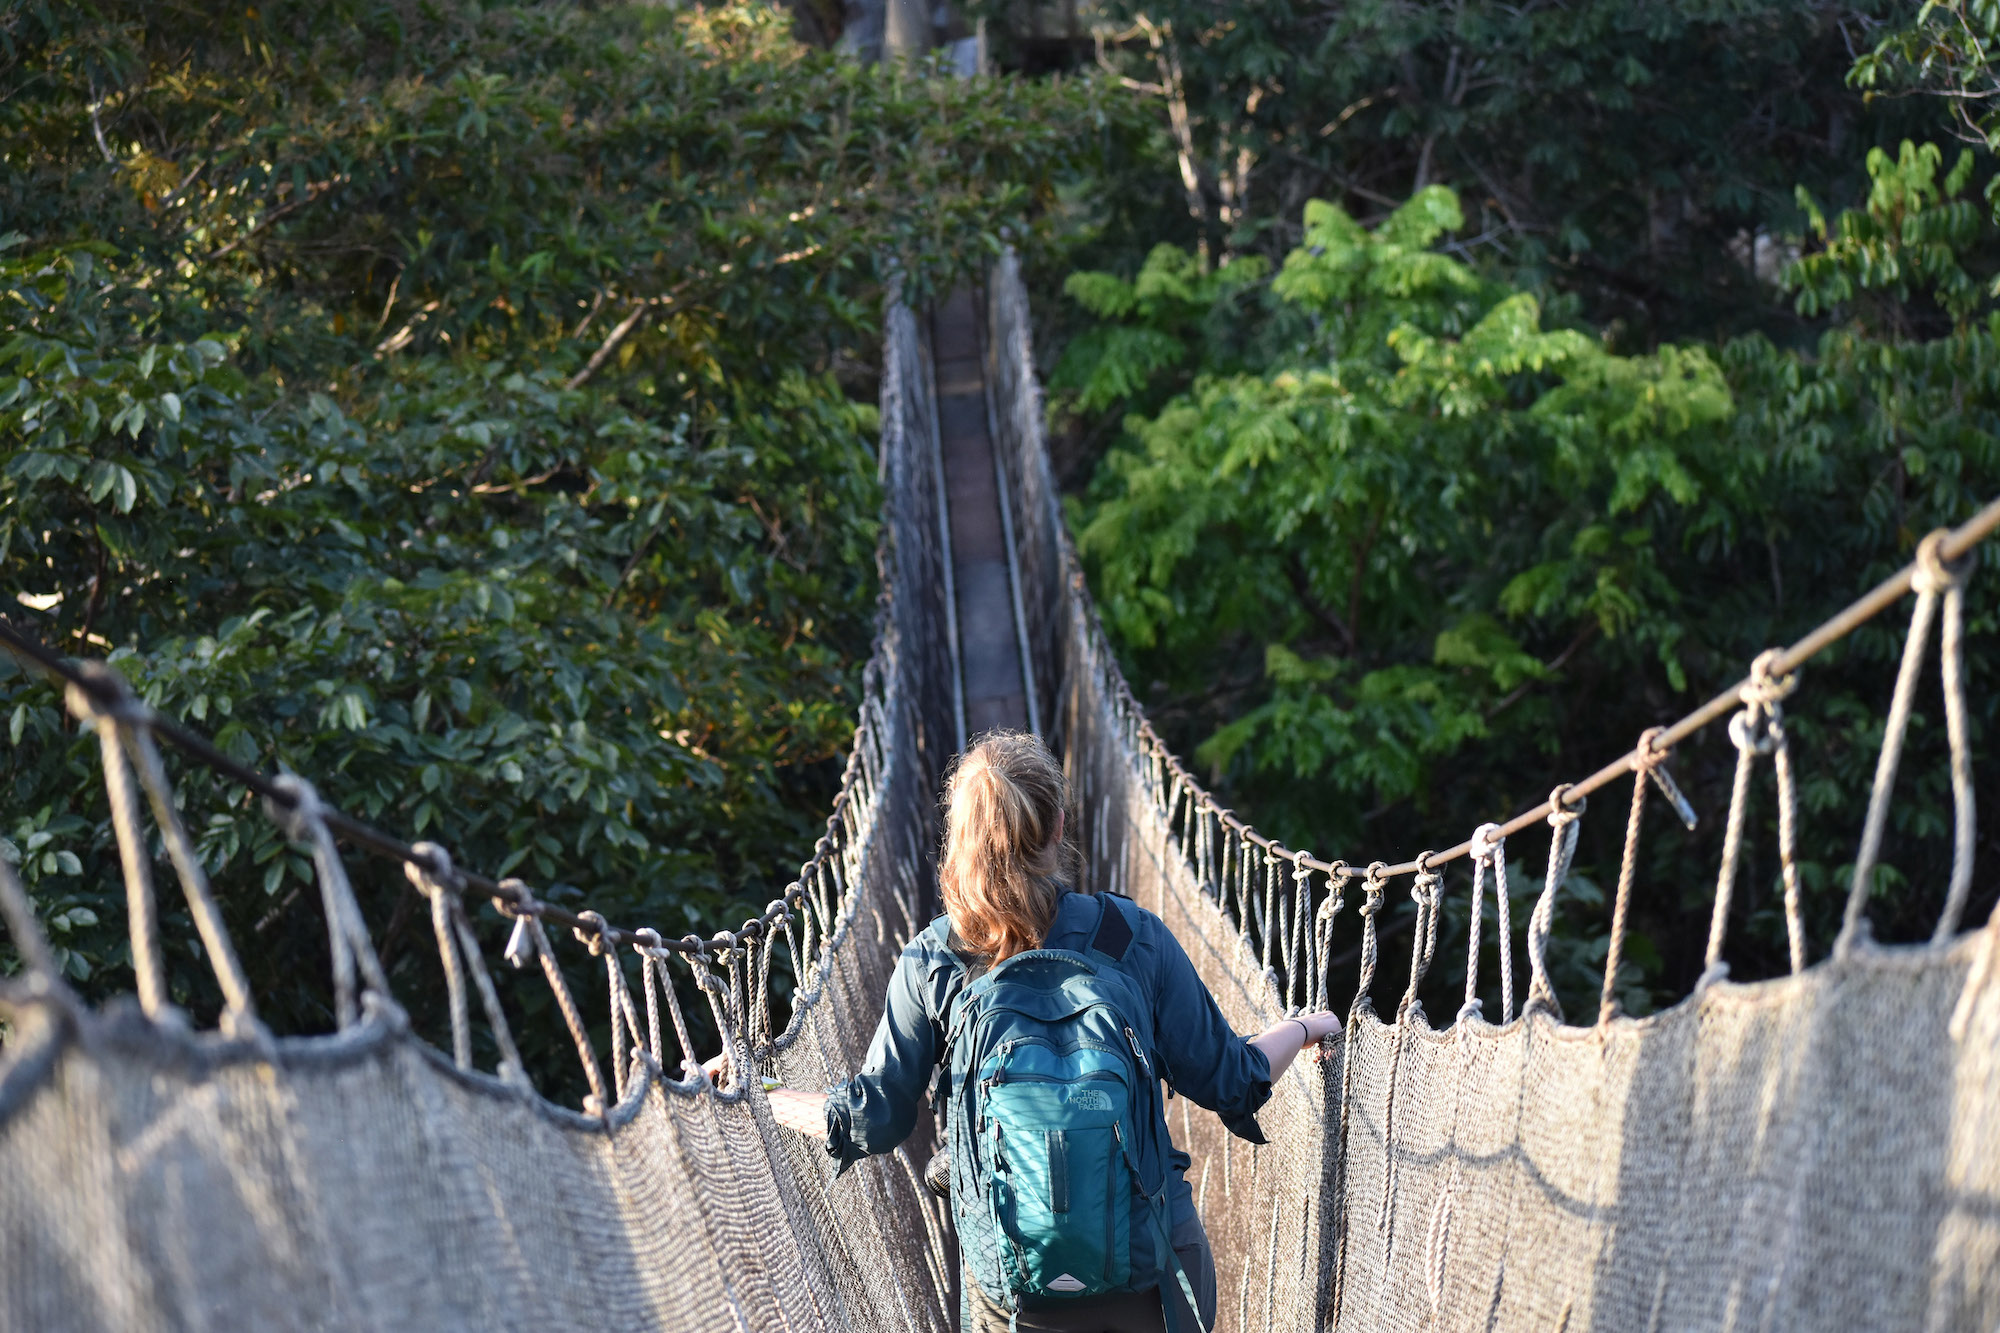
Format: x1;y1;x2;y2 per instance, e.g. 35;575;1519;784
1124;1025;1151;1077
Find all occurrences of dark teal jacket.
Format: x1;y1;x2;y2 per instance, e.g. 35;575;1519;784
823;889;1273;1241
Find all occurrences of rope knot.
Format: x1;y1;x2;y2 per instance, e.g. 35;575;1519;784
403;842;455;898
1469;822;1503;862
1741;648;1798;711
63;662;151;729
496;877;540;969
1912;528;1971;596
632;927;664;954
1631;726;1670;772
1547;784;1585;829
1360;863;1388;914
1728;707;1778;757
575;910;612;957
265;773;326;844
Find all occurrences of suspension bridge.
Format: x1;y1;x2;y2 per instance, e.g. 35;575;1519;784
0;256;1996;1331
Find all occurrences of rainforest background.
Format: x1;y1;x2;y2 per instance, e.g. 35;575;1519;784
3;0;1998;1087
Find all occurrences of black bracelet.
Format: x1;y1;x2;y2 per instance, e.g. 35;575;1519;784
1291;1017;1312;1045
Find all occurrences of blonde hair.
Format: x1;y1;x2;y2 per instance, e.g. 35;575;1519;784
940;731;1075;961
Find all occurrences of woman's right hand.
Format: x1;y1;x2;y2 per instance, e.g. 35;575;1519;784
766;1088;830;1140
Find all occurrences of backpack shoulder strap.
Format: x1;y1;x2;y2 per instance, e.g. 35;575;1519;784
1089;892;1135;963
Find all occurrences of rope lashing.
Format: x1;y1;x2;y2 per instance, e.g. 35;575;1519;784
1524;785;1585;1022
1838;531;1974;958
1601;729;1667;1023
496;877;607;1114
268;774;397;1030
405;843;525;1082
1462;823;1508;1024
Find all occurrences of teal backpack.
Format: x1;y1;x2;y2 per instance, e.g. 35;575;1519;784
940;895;1204;1331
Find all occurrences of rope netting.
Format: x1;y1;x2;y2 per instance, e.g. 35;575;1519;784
2;256;1999;1331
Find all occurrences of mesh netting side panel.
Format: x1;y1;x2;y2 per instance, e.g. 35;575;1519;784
0;1006;837;1331
1328;936;2000;1332
0;299;957;1333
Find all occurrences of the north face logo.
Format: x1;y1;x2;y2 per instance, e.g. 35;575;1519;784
1047;1274;1087;1293
1066;1088;1112;1111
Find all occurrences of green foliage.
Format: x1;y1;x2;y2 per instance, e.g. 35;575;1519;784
1069;186;2000;1020
989;0;1931;347
0;0;1109;1086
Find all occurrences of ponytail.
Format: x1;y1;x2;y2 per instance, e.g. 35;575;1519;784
939;730;1075;961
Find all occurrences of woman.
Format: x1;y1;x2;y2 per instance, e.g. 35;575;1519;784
759;731;1340;1332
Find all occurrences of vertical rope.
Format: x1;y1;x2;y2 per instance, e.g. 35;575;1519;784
1314;862;1347;1012
67;682;169;1018
1353;864;1388;1011
497;877;607;1113
1928;542;1977;942
1770;703;1807;975
448;892;526;1084
406;843;472;1069
1289;854;1312;1012
1601;730;1664;1023
1463;824;1501;1023
268;775;395;1026
1399;856;1442;1020
0;848;62;986
1493;833;1515;1024
1706;652;1799;977
1837;550;1943;957
122;717;260;1034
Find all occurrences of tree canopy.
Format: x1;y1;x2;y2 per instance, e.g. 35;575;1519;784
0;0;1115;1081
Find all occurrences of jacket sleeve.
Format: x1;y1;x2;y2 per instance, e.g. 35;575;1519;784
1148;920;1273;1144
822;940;942;1171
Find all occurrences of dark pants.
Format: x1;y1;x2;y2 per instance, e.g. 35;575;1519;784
962;1212;1217;1333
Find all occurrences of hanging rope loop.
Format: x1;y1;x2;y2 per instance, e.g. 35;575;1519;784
1837;530;1963;959
1460;823;1503;1024
501;876;606;1113
1399;853;1443;1023
1313;859;1348;1011
406;842;473;1070
1524;786;1584;1022
1351;863;1389;1012
1917;530;1979;945
268;773;397;1030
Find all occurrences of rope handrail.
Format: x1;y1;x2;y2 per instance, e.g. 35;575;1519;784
1112;494;2000;884
0;612;843;959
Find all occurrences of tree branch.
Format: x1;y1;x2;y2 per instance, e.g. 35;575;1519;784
1286;555;1356;653
566;302;650;390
